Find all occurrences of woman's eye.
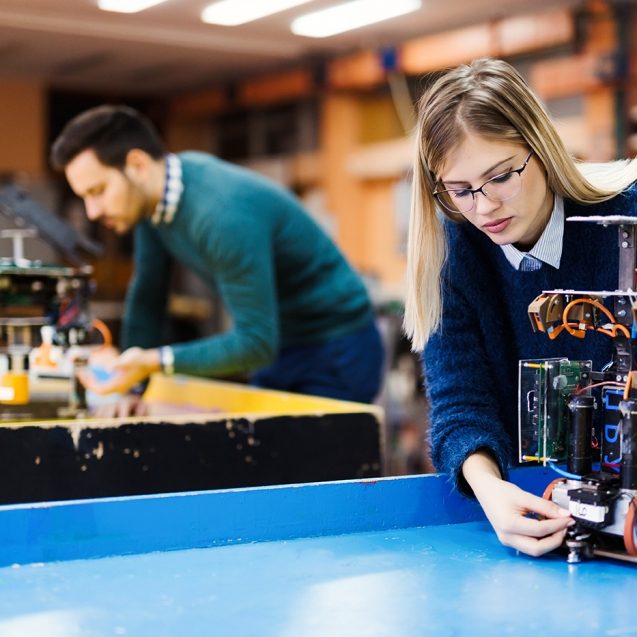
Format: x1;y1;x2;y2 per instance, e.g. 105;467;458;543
450;189;471;199
490;171;513;184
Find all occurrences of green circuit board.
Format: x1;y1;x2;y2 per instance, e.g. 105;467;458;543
518;358;592;465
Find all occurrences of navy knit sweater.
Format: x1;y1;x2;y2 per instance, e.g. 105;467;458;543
423;183;637;493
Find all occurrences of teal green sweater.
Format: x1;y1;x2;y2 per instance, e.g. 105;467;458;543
122;152;372;377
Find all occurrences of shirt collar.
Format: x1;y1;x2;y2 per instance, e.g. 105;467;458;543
151;153;183;226
500;195;564;270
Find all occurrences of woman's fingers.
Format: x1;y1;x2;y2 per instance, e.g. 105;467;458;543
509;512;574;538
520;491;570;519
506;526;570;557
501;491;573;539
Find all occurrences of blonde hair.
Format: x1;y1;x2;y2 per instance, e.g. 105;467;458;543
404;58;637;351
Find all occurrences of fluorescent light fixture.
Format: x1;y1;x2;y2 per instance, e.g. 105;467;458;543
201;0;313;26
97;0;168;13
291;0;421;38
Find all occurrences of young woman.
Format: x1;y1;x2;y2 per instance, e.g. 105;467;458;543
405;58;637;556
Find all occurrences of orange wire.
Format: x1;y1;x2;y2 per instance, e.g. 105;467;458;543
562;323;630;338
624;497;637;556
624;371;636;400
542;478;566;501
91;318;112;348
561;298;631;339
576;381;625;394
539;478;567;521
611;324;631;338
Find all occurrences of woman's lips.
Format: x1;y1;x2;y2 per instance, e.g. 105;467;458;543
482;217;512;234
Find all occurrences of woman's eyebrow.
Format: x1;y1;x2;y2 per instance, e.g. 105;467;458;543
442;154;517;186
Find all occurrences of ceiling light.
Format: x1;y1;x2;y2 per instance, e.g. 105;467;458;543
97;0;168;13
291;0;421;38
201;0;313;26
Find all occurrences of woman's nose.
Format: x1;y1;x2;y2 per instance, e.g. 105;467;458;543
472;190;500;216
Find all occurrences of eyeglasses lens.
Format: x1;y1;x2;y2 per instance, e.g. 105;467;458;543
482;172;522;204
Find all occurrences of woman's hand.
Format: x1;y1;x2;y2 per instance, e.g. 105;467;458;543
462;451;574;557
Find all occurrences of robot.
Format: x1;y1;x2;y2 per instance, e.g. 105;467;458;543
0;184;104;416
521;215;637;563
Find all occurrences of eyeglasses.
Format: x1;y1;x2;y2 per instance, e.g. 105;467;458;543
433;150;533;215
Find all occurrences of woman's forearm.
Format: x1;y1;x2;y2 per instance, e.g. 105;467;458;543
462;450;502;498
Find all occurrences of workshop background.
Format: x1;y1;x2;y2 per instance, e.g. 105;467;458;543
0;0;635;476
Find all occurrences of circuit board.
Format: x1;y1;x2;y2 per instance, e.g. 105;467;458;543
518;358;592;464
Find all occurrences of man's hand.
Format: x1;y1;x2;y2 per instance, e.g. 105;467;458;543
92;394;150;419
463;451;574;557
78;347;161;395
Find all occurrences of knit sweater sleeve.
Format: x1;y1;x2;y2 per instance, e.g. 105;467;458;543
121;221;173;351
424;254;513;496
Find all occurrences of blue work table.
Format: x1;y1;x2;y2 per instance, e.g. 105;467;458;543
0;467;634;636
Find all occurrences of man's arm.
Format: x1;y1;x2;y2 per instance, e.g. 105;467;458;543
168;226;279;376
78;222;173;403
84;218;279;394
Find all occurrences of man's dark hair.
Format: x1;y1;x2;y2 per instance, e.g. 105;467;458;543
50;105;165;171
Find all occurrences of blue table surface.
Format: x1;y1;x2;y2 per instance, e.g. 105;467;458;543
0;467;634;637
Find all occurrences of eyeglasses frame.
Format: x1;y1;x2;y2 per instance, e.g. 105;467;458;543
433;150;534;214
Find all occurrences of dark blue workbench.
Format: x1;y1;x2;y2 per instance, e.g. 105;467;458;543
0;467;634;636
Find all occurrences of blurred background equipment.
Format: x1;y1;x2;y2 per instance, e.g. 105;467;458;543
0;184;102;266
0;184;104;418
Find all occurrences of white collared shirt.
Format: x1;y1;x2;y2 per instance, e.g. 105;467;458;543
500;195;564;270
151;153;183;226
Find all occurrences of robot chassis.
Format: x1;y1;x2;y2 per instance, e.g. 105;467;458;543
522;215;637;563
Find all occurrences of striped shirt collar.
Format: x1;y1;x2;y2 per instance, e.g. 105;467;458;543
151;153;183;226
500;195;564;270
